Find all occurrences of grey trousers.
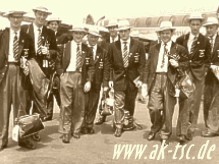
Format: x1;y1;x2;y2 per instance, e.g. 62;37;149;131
0;64;27;147
59;72;85;135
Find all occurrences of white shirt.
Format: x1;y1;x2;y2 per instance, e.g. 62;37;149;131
120;37;131;54
156;41;172;73
89;44;97;60
110;35;119;43
188;33;199;53
8;29;20;62
33;23;43;52
66;41;81;72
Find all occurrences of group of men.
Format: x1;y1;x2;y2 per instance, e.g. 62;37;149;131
0;6;219;150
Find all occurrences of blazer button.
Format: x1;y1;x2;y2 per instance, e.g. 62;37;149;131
5;64;8;67
124;74;126;77
189;60;192;63
2;72;4;75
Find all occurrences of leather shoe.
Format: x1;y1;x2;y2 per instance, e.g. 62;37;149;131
81;127;88;134
114;128;122;137
72;133;80;139
95;116;106;125
201;130;219;137
19;137;36;149
87;128;95;134
178;135;188;145
147;132;156;141
0;144;7;151
62;134;70;143
160;139;169;146
32;133;41;142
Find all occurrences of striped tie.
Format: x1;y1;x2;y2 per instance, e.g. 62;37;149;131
161;43;167;68
37;28;42;54
123;42;129;68
76;44;82;69
13;32;19;61
190;36;198;55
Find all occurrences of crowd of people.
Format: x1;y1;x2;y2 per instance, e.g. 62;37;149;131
0;6;219;150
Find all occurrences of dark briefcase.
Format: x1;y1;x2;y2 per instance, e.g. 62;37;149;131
17;113;45;138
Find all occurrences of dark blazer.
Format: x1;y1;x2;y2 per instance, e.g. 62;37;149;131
22;24;58;77
91;45;110;91
176;33;211;81
0;28;35;87
145;42;188;96
56;41;94;86
205;34;219;84
108;38;146;91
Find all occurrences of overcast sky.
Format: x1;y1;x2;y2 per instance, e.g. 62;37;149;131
0;0;219;25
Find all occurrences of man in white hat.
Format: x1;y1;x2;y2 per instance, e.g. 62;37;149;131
108;19;146;137
176;13;211;140
81;26;110;134
202;17;219;137
56;24;94;143
106;19;119;44
146;21;189;144
0;10;36;150
22;6;58;124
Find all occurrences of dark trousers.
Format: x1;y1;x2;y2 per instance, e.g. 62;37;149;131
204;72;219;133
187;74;205;128
59;72;85;135
148;74;167;134
0;64;27;147
84;87;100;128
114;84;138;129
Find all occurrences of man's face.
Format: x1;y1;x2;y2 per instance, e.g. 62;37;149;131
189;20;202;35
159;30;173;43
34;11;49;26
88;34;99;46
108;26;118;38
48;21;59;32
73;31;85;43
206;25;218;37
119;29;130;41
8;14;23;29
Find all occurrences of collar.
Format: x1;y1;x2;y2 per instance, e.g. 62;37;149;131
161;40;172;47
88;44;97;50
110;35;119;42
33;23;43;32
189;32;199;40
72;40;82;46
209;33;217;40
10;28;21;37
120;37;131;45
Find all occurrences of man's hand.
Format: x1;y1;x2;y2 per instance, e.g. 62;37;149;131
84;81;91;92
103;86;109;92
135;80;143;88
109;81;113;88
210;64;218;70
40;46;49;55
23;66;29;76
169;59;179;68
141;83;148;97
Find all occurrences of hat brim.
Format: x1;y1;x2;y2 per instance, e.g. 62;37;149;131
203;22;219;27
188;17;204;21
156;27;175;32
118;26;131;31
32;9;52;15
106;24;118;28
4;11;26;17
70;29;86;33
88;32;101;37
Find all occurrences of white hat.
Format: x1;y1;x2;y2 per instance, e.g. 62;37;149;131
118;20;131;31
98;26;109;33
203;17;219;26
4;10;26;17
88;26;101;37
47;17;61;23
70;24;86;33
33;6;52;15
188;12;203;21
106;19;118;28
156;21;175;32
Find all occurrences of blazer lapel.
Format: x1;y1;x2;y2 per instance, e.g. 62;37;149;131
115;40;124;66
81;43;87;65
152;43;161;72
18;30;25;58
4;28;10;57
183;33;189;52
95;46;102;64
64;41;71;70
